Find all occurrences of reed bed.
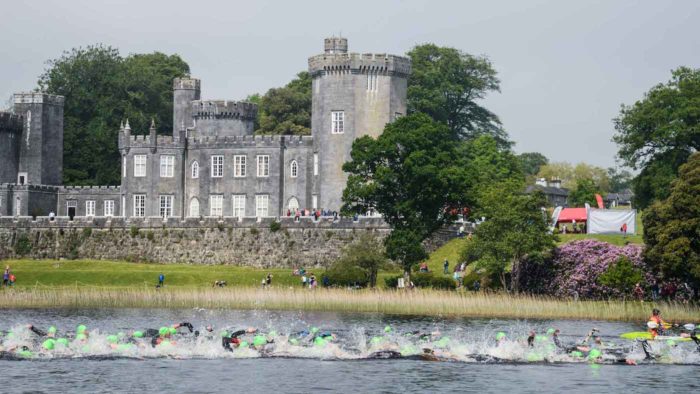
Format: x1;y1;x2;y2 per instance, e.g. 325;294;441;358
1;287;697;322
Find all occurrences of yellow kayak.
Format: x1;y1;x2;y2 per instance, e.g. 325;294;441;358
619;331;691;341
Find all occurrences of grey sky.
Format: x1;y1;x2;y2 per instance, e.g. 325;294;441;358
2;0;699;168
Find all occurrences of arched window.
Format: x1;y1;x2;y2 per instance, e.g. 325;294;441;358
191;161;199;178
290;160;298;178
189;198;200;217
288;197;300;212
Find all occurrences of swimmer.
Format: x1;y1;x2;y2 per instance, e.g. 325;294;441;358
221;327;257;351
27;325;58;338
527;331;535;347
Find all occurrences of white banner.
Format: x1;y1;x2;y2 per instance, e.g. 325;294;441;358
587;208;636;235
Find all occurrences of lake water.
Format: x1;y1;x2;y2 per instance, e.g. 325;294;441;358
1;309;699;393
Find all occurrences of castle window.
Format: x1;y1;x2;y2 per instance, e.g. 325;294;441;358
133;194;146;217
257;155;270;177
159;195;173;218
290;160;298;178
232;194;246;218
85;201;96;217
312;194;318;210
134;155;147;177
255;194;269;217
331;111;344;134
104;200;114;217
122;156;127;178
288;197;299;212
234;155;247;177
210;195;223;216
313;154;319;176
211;155;224;178
189;198;200;217
191;161;199;179
160;155;175;178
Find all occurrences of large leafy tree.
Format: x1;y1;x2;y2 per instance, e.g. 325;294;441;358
461;184;555;291
255;71;311;135
341;113;471;276
607;167;633;193
613;67;700;208
568;179;601;207
38;45;189;185
517;152;549;178
643;153;700;288
407;44;508;146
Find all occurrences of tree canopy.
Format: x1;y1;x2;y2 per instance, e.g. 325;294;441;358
613;67;700;208
38;45;190;185
255;71;312;135
407;44;508;146
517;152;549;177
643;153;700;287
536;162;610;192
568;178;601;207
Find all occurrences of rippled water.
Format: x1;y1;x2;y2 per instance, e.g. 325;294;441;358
1;309;699;393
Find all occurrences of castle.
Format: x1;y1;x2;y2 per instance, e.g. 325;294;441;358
0;38;411;219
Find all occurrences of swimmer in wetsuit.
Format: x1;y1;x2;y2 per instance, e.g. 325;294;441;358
221;328;257;351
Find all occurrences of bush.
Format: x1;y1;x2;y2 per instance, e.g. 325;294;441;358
384;275;402;288
82;227;92;237
324;265;369;287
269;221;281;232
598;256;643;296
14;233;32;256
250;228;259;236
130;226;139;238
411;273;456;290
146;231;155;241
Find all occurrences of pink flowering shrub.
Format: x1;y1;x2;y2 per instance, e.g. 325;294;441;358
548;239;651;299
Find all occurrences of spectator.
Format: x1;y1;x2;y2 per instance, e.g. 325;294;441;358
287;209;291;217
353;213;359;221
322;275;330;287
651;280;660;300
309;273;317;288
3;266;9;287
443;259;449;274
473;280;480;292
620;222;628;237
157;273;165;288
467;233;473;240
633;283;644;301
9;273;16;287
419;262;429;273
49;211;55;221
266;273;272;287
301;274;307;287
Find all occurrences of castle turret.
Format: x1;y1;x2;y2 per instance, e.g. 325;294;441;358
12;93;65;185
173;78;201;137
149;119;157;152
0;112;23;184
308;37;411;212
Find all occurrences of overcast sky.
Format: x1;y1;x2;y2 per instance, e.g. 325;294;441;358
2;0;699;168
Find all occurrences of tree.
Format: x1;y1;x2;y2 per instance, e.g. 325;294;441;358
537;162;610;191
598;257;644;297
407;44;508;146
461;184;555;291
643;153;700;288
517;152;549;177
38;45;189;185
342;113;470;277
334;233;389;288
607;167;633;193
255;71;311;135
613;67;700;208
568;178;601;207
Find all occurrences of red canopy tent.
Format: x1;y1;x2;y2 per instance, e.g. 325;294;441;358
556;208;587;223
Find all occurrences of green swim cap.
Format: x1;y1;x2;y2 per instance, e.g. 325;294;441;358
76;325;87;334
159;327;169;336
239;341;249;348
6;331;15;339
57;338;69;346
535;335;547;342
370;336;383;344
434;337;450;349
106;335;118;344
570;350;583;358
546;328;555;336
18;350;33;358
268;330;277;338
48;326;57;335
168;327;177;335
588;349;602;360
159;340;171;347
666;339;677;347
314;336;327;347
42;339;56;350
253;335;267;347
310;327;319;334
132;331;144;338
496;332;506;341
384;326;392;333
76;333;87;341
220;330;229;338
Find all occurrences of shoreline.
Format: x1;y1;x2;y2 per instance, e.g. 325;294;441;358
1;287;696;322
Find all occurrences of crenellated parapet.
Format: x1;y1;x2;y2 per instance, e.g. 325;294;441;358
188;134;313;149
191;100;257;121
124;134;185;149
13;92;65;106
0;112;23;133
309;52;412;78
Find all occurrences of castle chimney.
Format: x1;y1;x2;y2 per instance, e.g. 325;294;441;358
324;37;348;54
149;118;157;152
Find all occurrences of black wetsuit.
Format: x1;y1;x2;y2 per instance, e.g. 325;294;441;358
28;326;47;337
222;330;248;351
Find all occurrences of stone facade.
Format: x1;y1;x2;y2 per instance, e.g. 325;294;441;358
0;37;410;220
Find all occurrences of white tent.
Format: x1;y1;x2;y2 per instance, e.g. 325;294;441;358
587;208;636;235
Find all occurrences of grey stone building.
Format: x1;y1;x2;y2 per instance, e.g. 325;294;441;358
0;37;411;219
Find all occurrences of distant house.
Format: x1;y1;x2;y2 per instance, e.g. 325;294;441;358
526;178;569;207
605;188;634;208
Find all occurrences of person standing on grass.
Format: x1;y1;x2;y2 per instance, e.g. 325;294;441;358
443;259;449;274
621;222;628;237
266;273;272;287
158;273;165;288
9;273;15;287
3;266;9;287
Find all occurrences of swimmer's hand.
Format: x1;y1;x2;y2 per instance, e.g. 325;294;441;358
246;327;257;334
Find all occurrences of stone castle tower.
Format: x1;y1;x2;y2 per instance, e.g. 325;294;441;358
309;37;411;211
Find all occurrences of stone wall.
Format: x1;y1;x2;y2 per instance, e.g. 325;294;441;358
0;216;391;268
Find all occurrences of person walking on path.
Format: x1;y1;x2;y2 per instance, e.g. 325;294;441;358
3;266;9;287
443;259;449;274
158;273;165;288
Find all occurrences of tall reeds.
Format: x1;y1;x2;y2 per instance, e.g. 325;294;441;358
1;287;696;322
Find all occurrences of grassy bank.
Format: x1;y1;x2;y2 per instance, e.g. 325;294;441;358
0;287;696;322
